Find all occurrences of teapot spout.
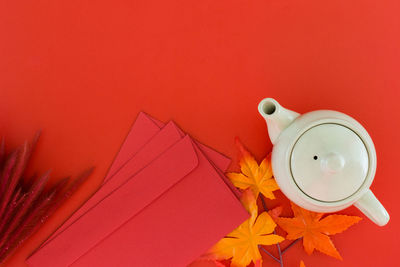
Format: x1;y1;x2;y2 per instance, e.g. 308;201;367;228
258;98;300;144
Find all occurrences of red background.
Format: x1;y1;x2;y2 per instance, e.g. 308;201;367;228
0;0;399;266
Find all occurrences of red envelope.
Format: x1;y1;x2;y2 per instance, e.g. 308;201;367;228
38;113;232;250
71;137;248;266
27;135;248;266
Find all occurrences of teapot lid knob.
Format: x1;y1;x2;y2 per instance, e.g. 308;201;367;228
321;152;345;173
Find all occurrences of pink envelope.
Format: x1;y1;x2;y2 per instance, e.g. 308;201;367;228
38;113;232;249
28;135;248;266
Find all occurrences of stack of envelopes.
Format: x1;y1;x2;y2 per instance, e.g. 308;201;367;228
27;113;249;266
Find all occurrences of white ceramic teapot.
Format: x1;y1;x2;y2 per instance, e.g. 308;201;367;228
258;98;389;226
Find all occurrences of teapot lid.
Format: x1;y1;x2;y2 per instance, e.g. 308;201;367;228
290;123;369;202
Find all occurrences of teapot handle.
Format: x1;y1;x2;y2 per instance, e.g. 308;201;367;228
354;189;389;226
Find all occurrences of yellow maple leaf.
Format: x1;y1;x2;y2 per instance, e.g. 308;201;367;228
227;138;279;199
207;190;284;267
275;202;362;260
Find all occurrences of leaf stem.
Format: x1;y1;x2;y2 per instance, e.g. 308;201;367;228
282;238;301;254
259;246;280;263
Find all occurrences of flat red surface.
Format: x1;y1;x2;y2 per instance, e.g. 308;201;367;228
0;0;399;266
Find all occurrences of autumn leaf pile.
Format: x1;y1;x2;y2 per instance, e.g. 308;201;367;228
0;134;92;263
201;138;362;267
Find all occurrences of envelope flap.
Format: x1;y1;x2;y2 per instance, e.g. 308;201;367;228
136;135;199;210
106;112;161;181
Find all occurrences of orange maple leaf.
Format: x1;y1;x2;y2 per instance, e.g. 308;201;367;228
300;260;306;267
227;138;279;199
206;190;284;267
275;202;362;260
